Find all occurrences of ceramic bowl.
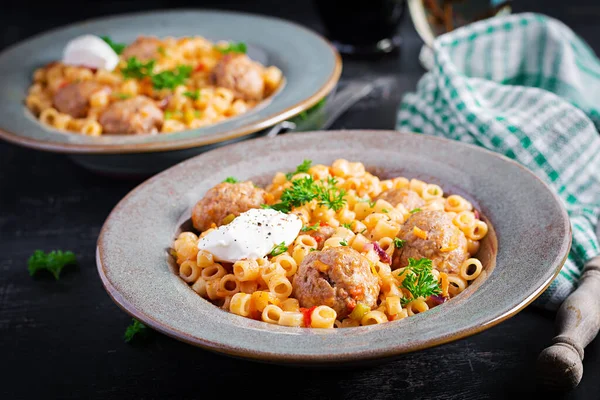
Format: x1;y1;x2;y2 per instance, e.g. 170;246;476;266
96;130;570;365
0;9;341;176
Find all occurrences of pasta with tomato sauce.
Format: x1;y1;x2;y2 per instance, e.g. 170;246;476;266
26;35;283;136
172;159;490;328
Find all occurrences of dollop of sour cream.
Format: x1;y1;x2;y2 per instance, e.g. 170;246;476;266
197;208;302;263
62;35;119;71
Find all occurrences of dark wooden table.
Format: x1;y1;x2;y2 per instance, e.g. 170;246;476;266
1;1;599;399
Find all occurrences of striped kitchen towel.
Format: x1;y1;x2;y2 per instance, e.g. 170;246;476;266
397;12;600;310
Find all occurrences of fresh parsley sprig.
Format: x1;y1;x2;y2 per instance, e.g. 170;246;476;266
301;222;320;232
315;177;347;212
183;89;201;101
151;65;192;90
263;176;346;214
121;57;156;80
223;176;239;183
410;208;422;214
27;250;77;280
285;159;312;181
101;36;127;54
215;41;247;54
393;238;406;248
121;57;192;90
270;242;288;257
399;258;441;306
124;318;149;343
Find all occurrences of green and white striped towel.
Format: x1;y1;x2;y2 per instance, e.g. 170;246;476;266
397;12;600;310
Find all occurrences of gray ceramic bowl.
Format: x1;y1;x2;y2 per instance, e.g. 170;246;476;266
0;9;341;176
96;130;570;365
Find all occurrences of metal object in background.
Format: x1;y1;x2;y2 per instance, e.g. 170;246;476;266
266;79;378;137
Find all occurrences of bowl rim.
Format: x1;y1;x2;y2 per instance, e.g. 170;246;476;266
0;8;342;155
96;130;571;364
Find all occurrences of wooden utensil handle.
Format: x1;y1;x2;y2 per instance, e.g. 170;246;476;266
537;255;600;390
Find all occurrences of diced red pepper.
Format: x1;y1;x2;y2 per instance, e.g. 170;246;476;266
58;81;69;89
194;63;205;72
473;209;480;220
300;306;317;328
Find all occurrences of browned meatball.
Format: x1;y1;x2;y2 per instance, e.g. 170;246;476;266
293;247;380;319
98;96;164;134
121;36;161;61
53;81;109;118
191;182;267;232
393;210;468;273
211;54;265;101
309;225;335;250
376;188;425;212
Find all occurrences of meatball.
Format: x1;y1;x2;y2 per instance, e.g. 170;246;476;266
293;247;380;319
191;182;267;232
211;54;265;101
393;210;468;274
98;96;164;134
375;188;425;212
309;225;336;250
121;36;161;61
53;81;108;118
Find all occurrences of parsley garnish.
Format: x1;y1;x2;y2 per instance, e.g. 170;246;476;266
121;57;155;80
101;36;126;55
410;208;422;214
286;159;312;180
183;89;200;101
362;198;376;208
340;240;348;246
360;228;367;234
399;258;441;306
341;223;352;229
113;93;131;100
270;242;288;257
301;223;320;232
263;176;346;213
394;238;406;248
164;110;173;120
124;318;149;342
223;177;238;183
315;177;347;212
309;248;317;252
381;208;389;213
215;41;247;54
27;250;77;280
121;57;192;90
157;46;166;56
152;65;192;90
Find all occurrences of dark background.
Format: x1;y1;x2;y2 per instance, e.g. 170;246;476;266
1;1;600;399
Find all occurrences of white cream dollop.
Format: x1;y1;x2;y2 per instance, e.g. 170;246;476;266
62;34;120;71
197;208;302;263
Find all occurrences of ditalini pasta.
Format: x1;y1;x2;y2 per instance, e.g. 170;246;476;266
172;160;491;328
26;35;283;136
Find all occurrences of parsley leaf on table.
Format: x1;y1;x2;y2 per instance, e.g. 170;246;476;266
399;258;441;306
124;318;149;343
223;177;239;183
27;250;77;280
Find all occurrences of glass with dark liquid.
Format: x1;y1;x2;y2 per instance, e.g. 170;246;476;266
313;0;406;56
